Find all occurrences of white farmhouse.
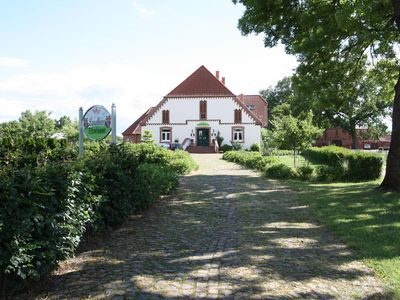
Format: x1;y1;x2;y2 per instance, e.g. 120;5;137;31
122;66;267;153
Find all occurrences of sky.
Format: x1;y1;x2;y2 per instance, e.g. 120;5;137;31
0;0;297;134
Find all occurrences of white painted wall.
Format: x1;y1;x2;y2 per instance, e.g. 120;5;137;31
143;97;261;149
148;97;255;124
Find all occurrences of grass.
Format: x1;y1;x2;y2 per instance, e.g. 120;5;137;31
287;178;400;298
276;153;399;296
275;154;322;169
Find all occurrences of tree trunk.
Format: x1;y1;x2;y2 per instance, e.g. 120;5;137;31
381;68;400;190
0;272;6;300
351;130;358;149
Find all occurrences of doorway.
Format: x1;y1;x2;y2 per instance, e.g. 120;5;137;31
197;128;210;146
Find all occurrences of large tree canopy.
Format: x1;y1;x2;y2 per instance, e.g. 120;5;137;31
234;0;400;190
260;76;294;116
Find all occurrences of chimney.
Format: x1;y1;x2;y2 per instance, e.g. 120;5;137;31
222;77;225;85
216;70;220;80
239;94;244;102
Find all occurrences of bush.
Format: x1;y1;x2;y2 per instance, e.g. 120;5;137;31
220;144;233;152
250;143;260;152
296;165;314;180
0;118;198;297
256;156;280;171
231;142;243;151
0;163;97;289
264;163;294;179
315;165;345;182
222;151;281;172
305;146;382;181
84;143;197;230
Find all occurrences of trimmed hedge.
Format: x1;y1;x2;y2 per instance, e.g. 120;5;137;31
223;148;382;182
304;146;383;181
222;151;281;173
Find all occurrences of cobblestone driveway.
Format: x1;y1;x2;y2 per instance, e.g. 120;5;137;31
26;154;389;299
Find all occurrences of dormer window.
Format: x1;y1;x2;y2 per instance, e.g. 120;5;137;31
247;104;256;111
199;100;207;120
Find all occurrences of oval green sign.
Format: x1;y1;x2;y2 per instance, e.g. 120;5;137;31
197;121;209;126
82;105;112;141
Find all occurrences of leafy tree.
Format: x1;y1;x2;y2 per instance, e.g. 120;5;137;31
55;116;79;142
233;0;400;190
268;111;323;167
141;130;154;143
260;76;294;116
291;57;394;148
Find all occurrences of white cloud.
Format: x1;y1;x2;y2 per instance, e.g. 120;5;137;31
0;46;298;135
132;1;156;18
0;62;175;134
0;57;29;67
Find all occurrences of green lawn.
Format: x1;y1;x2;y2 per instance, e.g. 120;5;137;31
287;178;400;298
276;154;322;168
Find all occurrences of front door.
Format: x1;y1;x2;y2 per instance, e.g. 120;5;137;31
197;128;209;146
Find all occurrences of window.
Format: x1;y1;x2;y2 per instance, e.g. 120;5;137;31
234;109;242;124
162;110;170;124
247;104;256;111
199;100;207;120
160;128;171;143
232;127;244;142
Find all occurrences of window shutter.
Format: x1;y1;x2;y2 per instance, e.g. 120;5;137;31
162;110;170;124
234;109;242;124
200;100;207;119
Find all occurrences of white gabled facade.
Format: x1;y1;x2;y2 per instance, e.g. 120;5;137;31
122;66;267;152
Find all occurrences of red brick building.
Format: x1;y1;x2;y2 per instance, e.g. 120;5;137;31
315;127;391;150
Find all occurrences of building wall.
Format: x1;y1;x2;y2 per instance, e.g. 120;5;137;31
147;97;255;124
315;127;391;150
143;121;260;149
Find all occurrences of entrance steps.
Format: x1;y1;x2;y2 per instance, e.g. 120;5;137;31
187;145;217;154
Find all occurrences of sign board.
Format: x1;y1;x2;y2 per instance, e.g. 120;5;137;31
82;105;112;141
197;121;209;127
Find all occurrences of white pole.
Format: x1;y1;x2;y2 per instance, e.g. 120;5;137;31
111;103;116;144
79;107;84;157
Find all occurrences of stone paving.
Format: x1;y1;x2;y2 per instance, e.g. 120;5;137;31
22;154;390;299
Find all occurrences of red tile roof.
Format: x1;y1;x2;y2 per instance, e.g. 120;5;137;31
122;107;155;136
167;65;235;97
238;95;268;127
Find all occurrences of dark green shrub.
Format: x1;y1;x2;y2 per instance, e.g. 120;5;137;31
264;163;294;179
220;144;233;152
296;165;314;180
250;143;260;152
315;165;344;182
346;153;382;180
0;163;96;292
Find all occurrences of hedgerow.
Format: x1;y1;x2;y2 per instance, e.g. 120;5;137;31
223;148;382;182
304;146;383;180
0;112;198;297
222;151;282;173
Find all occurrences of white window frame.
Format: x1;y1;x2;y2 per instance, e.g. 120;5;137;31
160;128;172;143
232;127;244;142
